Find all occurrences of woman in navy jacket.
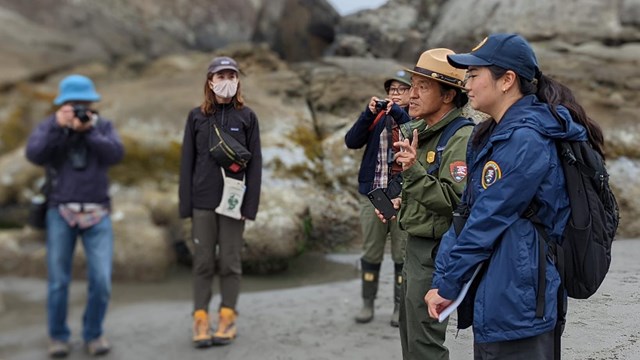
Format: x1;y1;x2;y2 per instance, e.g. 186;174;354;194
425;34;606;359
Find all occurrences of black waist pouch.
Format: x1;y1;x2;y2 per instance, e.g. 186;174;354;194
209;124;252;173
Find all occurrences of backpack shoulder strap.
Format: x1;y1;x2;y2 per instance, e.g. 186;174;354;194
427;117;474;175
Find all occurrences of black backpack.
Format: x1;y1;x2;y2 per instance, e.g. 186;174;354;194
525;138;619;360
526;140;619;302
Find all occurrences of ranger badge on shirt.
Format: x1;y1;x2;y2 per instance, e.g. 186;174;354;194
426;151;436;164
482;161;502;189
449;161;467;183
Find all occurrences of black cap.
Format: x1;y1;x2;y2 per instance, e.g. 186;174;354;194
207;56;239;74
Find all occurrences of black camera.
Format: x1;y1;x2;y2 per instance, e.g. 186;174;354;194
72;104;92;123
375;100;389;112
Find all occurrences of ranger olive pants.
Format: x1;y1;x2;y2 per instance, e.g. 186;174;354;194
359;195;406;264
399;236;449;360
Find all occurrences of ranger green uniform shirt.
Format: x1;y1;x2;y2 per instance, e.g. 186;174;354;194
398;108;472;239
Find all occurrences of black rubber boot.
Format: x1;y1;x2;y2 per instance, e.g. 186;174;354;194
390;263;403;327
355;259;380;324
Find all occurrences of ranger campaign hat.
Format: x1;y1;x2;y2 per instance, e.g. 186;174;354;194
447;33;540;81
405;48;466;90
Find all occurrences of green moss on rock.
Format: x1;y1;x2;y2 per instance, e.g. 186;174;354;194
0;107;30;156
110;135;182;185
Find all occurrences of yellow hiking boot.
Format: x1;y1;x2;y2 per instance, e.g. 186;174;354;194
211;307;237;345
192;310;212;348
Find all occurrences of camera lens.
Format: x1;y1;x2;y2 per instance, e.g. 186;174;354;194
72;105;92;123
375;100;389;111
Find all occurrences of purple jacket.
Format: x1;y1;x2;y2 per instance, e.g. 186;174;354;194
25;114;124;208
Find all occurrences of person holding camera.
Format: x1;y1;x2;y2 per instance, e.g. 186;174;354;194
179;56;262;348
345;70;412;327
377;49;473;360
25;74;124;358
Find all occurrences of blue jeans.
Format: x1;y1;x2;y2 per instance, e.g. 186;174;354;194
46;207;113;342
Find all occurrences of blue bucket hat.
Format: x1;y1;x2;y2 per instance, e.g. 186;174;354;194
447;33;540;81
53;74;101;105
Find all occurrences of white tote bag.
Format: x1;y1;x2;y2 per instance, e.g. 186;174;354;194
215;168;246;220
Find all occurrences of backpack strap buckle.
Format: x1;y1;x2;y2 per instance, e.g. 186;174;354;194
523;201;540;220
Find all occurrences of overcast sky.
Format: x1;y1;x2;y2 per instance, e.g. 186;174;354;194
326;0;388;15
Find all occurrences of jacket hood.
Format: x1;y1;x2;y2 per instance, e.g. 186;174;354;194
496;95;587;142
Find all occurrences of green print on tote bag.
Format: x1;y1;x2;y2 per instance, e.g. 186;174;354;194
215;169;246;220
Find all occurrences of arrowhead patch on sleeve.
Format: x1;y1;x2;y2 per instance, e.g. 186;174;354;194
449;161;467;183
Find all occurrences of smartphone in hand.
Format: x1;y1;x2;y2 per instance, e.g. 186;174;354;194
367;188;397;220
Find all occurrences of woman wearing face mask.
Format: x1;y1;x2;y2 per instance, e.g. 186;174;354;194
179;56;262;348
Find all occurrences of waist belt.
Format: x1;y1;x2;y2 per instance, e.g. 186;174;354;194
63;203;104;212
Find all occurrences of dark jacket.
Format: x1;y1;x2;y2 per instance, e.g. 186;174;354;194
179;104;262;220
25;114;124;208
344;103;411;195
433;95;587;343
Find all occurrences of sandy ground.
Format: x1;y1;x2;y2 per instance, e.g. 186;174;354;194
1;240;639;360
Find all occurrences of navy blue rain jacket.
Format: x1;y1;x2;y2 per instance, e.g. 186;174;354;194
432;95;587;343
344;103;411;195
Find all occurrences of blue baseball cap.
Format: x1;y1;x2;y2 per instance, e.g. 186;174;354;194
53;74;101;105
447;33;539;81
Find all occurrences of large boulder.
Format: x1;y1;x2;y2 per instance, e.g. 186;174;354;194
0;6;107;86
252;0;339;62
333;0;445;62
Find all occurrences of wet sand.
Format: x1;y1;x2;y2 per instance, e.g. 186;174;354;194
1;240;640;360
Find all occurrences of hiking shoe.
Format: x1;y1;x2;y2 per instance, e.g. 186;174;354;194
192;310;212;348
48;340;70;358
85;336;110;356
211;307;237;345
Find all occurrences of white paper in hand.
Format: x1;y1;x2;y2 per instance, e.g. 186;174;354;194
438;263;483;323
215;169;246;220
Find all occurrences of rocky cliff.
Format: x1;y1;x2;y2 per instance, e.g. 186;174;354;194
0;0;638;280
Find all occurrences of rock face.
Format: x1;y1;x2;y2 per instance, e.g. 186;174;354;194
0;0;639;280
428;0;640;49
253;0;339;62
334;0;446;62
0;0;339;87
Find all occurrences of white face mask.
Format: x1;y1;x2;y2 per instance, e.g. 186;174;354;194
211;79;238;99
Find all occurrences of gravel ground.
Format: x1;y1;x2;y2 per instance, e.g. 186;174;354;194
1;240;639;360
